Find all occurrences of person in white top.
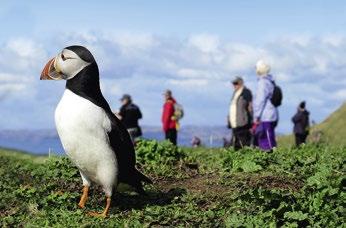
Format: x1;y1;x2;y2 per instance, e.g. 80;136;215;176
228;76;253;150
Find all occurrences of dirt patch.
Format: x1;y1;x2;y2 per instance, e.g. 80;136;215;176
247;175;303;191
154;173;303;197
227;173;303;192
155;174;229;195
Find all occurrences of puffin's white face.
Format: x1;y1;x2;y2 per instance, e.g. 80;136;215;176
41;49;90;80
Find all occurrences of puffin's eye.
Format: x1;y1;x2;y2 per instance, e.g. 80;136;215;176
61;53;66;61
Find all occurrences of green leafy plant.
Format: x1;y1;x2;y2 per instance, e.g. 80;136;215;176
0;145;344;227
135;139;186;177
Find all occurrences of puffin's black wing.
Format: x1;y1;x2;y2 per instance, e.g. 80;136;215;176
104;110;153;187
98;100;152;192
80;93;152;191
65;62;152;193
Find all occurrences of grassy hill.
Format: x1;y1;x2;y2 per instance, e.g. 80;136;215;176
313;102;346;145
1;141;345;227
279;102;346;147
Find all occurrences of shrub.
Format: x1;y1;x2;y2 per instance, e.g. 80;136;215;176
135;139;186;165
135;139;186;177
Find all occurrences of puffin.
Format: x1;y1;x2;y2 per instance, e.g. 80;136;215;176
40;45;152;217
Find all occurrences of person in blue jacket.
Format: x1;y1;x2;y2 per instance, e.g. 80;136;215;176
253;60;279;151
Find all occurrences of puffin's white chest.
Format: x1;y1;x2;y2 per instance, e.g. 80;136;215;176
55;89;117;184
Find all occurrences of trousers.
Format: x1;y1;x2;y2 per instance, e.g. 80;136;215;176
165;128;177;145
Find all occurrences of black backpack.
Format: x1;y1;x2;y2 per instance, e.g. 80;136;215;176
270;81;283;107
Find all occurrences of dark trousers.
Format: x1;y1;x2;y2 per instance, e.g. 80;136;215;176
295;133;308;147
232;126;251;150
165;129;177;145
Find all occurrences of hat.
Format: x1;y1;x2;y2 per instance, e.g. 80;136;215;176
163;89;172;96
232;76;243;85
120;94;131;101
299;101;306;109
256;60;271;76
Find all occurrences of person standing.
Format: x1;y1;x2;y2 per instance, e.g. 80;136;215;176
292;101;310;146
253;60;279;152
228;76;253;150
118;94;143;142
162;90;178;145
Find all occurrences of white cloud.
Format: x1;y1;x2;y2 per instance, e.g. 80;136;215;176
112;33;155;50
223;43;265;72
168;78;209;87
334;89;346;100
188;34;220;53
176;68;220;80
6;38;42;58
0;83;26;94
0;38;47;103
0;73;15;82
100;80;124;97
322;34;346;47
0;32;346;132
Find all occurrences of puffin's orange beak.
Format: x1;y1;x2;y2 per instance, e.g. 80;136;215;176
40;57;63;80
40;58;54;80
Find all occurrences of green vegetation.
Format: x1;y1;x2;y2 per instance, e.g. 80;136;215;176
278;102;346;147
313;102;346;146
1;142;345;227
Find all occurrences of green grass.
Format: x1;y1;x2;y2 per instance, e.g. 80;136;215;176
1;142;345;227
313;102;346;145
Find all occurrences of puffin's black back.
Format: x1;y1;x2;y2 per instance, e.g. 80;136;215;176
65;46;151;191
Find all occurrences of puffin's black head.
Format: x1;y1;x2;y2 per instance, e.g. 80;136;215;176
40;45;97;80
65;45;95;63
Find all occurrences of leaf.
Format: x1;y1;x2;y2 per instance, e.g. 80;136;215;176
284;211;308;221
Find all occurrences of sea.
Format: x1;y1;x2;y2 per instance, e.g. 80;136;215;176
0;126;231;155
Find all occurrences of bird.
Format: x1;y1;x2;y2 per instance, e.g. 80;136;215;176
40;45;152;217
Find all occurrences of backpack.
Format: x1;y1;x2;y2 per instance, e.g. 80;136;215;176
174;103;184;120
270;81;283;107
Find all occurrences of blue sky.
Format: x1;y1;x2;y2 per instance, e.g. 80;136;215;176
0;0;346;133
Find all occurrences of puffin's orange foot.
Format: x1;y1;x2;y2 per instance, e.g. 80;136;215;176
87;196;111;218
78;202;86;209
78;186;89;208
87;211;107;218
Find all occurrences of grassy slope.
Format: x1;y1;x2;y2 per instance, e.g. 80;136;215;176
0;148;48;163
278;102;346;147
313;102;346;145
1;142;345;227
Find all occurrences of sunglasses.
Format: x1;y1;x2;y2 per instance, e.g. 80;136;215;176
232;82;239;85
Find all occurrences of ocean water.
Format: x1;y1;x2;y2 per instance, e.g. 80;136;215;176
0;126;231;155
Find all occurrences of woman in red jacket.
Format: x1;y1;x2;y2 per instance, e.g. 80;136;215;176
162;90;177;145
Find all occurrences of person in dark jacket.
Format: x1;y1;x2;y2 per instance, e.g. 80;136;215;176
162;90;178;145
118;94;143;142
191;136;202;148
292;101;310;146
228;76;253;150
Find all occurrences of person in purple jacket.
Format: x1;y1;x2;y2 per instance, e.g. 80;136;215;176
253;60;279;151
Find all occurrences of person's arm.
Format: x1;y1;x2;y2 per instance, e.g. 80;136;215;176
292;111;302;123
248;101;253;115
253;80;268;122
138;109;142;119
136;106;142;119
244;89;253;114
227;115;231;129
118;106;125;120
114;111;122;120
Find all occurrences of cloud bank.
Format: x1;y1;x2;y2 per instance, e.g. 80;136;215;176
0;32;345;133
